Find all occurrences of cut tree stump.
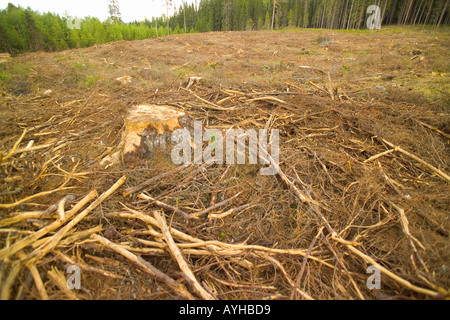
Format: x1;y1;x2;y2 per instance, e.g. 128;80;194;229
121;104;194;165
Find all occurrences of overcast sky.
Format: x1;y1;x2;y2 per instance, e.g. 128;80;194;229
0;0;195;22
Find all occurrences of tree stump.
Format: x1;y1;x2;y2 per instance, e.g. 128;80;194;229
122;104;194;165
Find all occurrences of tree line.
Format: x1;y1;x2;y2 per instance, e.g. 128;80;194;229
0;0;448;55
177;0;449;32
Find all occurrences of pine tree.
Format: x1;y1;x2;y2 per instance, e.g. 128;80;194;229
108;0;121;24
166;0;173;35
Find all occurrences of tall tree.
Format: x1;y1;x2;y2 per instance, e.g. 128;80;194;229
166;0;173;35
108;0;121;24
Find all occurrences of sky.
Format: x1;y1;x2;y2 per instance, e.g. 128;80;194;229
0;0;196;22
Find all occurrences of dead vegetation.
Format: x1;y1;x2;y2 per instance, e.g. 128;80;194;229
0;28;449;300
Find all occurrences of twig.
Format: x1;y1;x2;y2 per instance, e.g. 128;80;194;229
247;97;287;104
364;148;397;163
182;88;235;111
27;176;126;263
0;191;97;260
91;234;196;300
346;244;443;298
208;204;252;220
192;192;243;218
138;194;194;220
55;251;127;281
153;210;216;300
1;128;27;162
379;137;450;183
389;202;427;268
16;251;48;300
47;267;79;300
0;211;43;227
0;185;74;210
291;227;324;300
415;120;450;140
0;260;22;300
256;252;313;300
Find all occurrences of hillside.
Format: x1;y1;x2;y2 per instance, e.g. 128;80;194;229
0;27;449;300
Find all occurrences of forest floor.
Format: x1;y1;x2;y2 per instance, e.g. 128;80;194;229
0;26;449;300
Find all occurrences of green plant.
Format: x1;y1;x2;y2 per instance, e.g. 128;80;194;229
0;71;12;84
80;75;99;89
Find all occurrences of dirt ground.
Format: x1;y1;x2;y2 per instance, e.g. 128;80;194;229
0;26;449;300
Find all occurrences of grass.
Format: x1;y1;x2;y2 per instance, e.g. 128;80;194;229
0;62;33;89
80;75;99;89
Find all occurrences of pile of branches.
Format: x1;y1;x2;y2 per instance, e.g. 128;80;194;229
0;79;449;300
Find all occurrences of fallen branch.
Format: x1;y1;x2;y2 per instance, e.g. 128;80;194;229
183;88;235;111
138;193;194;220
91;234;196;300
416;120;450;140
208;204;252;220
389;202;427;271
153;210;216;300
346;244;443;298
0;191;97;260
247;97;287;104
1;128;27;163
379;137;450;183
192;191;243;218
0;260;22;300
291;227;324;300
47;267;79;300
16;251;48;300
27;176;127;263
0;184;74;210
364;148;397;163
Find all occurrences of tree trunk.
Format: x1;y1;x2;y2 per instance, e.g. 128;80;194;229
437;0;449;28
271;0;276;30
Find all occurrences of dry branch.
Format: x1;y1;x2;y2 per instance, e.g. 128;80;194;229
138;193;194;220
123;163;190;196
183;88;236;111
91;234;196;300
0;260;21;300
55;251;126;280
0;184;75;210
47;267;79;300
16;251;48;300
1;128;27;162
153;210;216;300
27;176;126;263
191;191;243;218
0;191;97;260
389;202;427;271
247;97;287;104
379;137;450;183
415;120;450;140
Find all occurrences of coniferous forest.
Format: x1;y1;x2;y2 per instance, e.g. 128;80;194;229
1;0;449;55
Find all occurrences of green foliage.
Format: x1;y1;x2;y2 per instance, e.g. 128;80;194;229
80;75;99;89
0;62;33;90
0;71;12;84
